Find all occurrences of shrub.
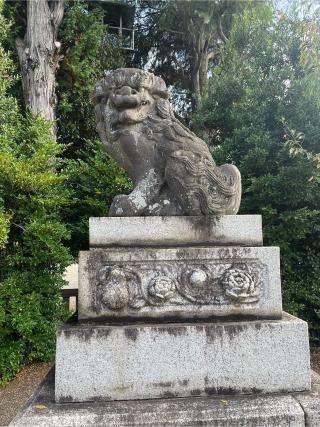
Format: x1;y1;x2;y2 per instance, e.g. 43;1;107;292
0;0;71;384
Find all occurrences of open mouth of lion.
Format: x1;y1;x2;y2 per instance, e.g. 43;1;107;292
109;101;150;130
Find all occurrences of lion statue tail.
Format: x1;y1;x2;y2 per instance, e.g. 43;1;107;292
165;150;241;215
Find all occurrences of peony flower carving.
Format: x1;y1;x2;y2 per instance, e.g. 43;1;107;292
220;268;256;302
148;275;175;301
99;268;130;310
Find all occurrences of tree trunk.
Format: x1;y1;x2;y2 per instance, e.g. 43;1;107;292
199;51;209;98
16;0;64;137
190;36;209;110
191;59;201;109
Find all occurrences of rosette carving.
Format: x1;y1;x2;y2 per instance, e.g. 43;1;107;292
147;274;176;301
220;266;259;303
101;268;129;310
97;267;144;311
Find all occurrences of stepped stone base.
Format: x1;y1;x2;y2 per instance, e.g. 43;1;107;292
89;215;263;247
10;369;320;427
55;313;310;403
78;246;282;320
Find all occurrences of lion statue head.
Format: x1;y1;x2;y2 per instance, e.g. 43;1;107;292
93;68;172;139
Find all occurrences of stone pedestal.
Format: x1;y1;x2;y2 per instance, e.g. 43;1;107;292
55;313;310;403
55;215;311;404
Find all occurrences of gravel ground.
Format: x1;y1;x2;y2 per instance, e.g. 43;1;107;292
1;352;320;426
0;362;53;427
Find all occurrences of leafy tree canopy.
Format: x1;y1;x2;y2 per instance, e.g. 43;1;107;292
56;0;124;155
133;0;245;115
194;3;320;341
56;1;132;254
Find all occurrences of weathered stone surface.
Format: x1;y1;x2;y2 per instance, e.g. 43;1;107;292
11;368;312;427
78;246;281;320
295;372;320;427
55;313;310;403
295;393;320;427
89;215;263;247
93;68;241;216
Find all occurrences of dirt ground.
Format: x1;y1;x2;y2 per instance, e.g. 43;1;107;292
311;348;320;375
0;362;53;427
0;352;320;427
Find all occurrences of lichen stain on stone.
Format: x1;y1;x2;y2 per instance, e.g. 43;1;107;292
161;391;177;398
204;323;247;343
113;384;132;393
81;254;90;274
95;328;112;339
87;395;113;402
56;395;75;403
224;324;247;340
63;328;95;342
217;247;252;260
175;248;193;260
124;327;139;341
57;393;112;403
189;215;222;235
204;386;263;396
153;381;173;388
254;322;262;331
205;386;236;396
153;325;188;337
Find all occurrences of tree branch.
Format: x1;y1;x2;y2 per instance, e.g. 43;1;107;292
12;222;26;232
203;39;209;54
50;0;64;32
216;0;229;16
15;36;26;61
217;13;228;44
15;37;28;105
207;51;218;61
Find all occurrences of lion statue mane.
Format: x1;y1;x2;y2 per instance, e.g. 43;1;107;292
93;68;241;216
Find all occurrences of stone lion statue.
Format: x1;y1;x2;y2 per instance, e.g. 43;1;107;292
93;68;241;216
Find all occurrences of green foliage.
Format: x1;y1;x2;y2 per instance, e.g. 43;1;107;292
194;4;320;342
56;1;130;253
57;0;124;155
0;0;71;385
65;140;132;255
133;0;244;115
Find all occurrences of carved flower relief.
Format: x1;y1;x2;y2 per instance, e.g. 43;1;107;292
189;269;208;287
147;275;176;301
220;268;256;302
98;268;131;310
177;267;220;304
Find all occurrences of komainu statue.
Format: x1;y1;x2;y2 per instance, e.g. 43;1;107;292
93;68;241;216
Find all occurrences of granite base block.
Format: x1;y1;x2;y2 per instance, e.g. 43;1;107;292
55;313;310;403
11;370;320;426
89;215;263;247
